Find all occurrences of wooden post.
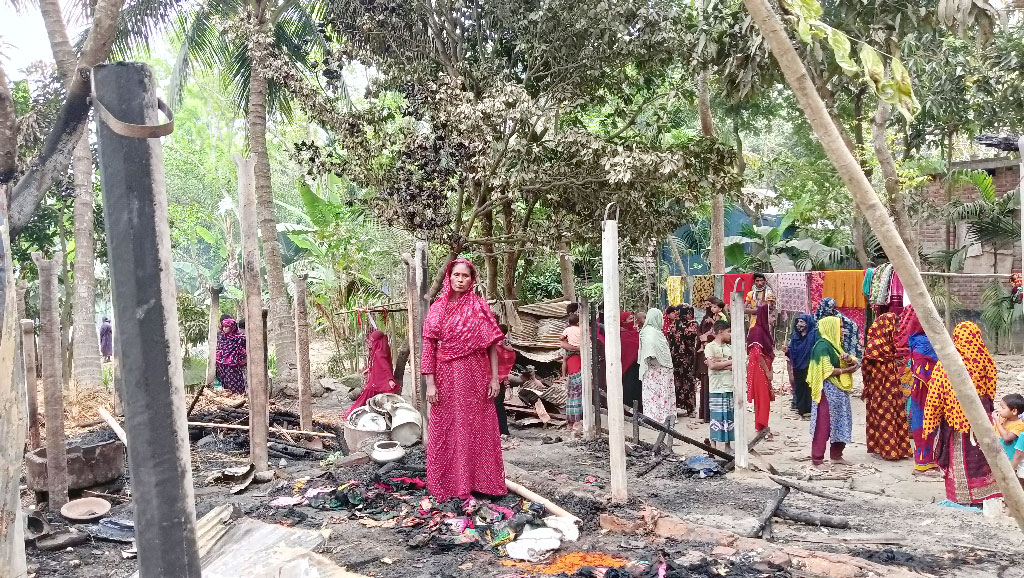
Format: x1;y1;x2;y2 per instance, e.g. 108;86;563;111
402;254;418;401
1018;137;1023;278
413;242;429;440
234;153;269;471
1;188;28;577
94;63;201;577
632;399;640;443
294;275;312;432
579;299;596;439
601;211;628;502
205;286;221;388
730;283;748;469
590;304;604;433
33;252;68;509
22;320;41;450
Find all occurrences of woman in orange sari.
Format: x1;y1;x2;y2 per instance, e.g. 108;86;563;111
861;313;912;460
923;322;1000;505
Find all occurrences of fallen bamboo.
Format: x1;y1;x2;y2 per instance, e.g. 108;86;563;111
776;506;850;529
186;421;336;439
505;479;580;523
97;407;128;447
636;455;667;478
753;486;789;539
612;395;733;461
768;475;845;501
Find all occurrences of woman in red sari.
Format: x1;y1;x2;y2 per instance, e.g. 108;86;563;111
345;330;400;418
861;313;912;460
746;305;774;435
422;259;507;501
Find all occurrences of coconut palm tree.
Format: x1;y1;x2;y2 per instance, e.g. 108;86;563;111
114;0;329;388
36;0;103;387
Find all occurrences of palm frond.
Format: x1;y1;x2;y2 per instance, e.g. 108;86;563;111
951;169;996;203
168;6;226;107
968;215;1020;247
108;0;187;59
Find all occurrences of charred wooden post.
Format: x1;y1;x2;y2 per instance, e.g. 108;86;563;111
294;275;312;431
21;320;40;450
579;300;596;439
33;252;68;510
94;62;200;576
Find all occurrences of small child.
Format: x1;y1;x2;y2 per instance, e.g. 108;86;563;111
561;314;584;435
993;393;1024;461
704;320;734;451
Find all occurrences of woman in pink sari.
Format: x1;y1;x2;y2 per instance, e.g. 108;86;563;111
422;259;507;501
345;330;400;418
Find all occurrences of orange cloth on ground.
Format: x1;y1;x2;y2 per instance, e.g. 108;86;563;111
822;270;866;309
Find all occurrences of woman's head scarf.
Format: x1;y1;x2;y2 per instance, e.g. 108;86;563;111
787;314;818;370
746;305;774;362
806;316;854;403
216;318;246;366
896;305;923;354
422;259;503;362
639;308;674;380
923;322;997;434
864;312;899;361
619;311;641;369
813;297;862;359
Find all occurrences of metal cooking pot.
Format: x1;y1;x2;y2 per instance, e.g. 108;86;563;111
389;403;422;447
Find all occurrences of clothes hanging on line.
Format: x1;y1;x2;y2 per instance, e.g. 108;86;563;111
822;269;867;308
666;276;684;306
691;275;714;306
776;272;809;312
809;271;825;312
722;273;754;305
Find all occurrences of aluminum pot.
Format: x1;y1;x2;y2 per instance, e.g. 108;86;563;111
389;403;423;447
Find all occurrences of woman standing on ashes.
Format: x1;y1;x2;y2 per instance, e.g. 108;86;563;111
216;317;247;394
345;330;400;418
422;259;507;501
784;314;817;419
639;308;676;426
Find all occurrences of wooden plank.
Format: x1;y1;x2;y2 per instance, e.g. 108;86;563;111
768;475;845;501
189;286;222;417
293;275;312;432
413;242;429;442
97;406;128;447
601;216;627;502
94;63;200;577
21;320;40;450
505;479;580;523
33;252;68;509
579;300;595;439
234;153;268;472
729;286;748;469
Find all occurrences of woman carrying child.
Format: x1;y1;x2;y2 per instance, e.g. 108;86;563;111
561;313;584;436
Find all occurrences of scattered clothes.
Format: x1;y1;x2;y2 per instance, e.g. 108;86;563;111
269;496;304;508
544;469;606;489
679;456;724;479
505;527;562;562
936;500;982;512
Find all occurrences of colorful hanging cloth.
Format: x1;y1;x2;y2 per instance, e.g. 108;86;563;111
809;271;825;312
870;263;894;306
666;276;684;306
862;268;875;297
722;273;755;305
776;272;809;312
691;275;714;306
822;269;867;308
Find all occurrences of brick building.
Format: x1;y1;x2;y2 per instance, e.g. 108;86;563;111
917;156;1021;312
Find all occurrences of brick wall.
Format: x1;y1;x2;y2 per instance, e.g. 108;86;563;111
916;162;1021;311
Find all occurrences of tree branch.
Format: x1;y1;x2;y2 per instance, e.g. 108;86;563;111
9;0;129;237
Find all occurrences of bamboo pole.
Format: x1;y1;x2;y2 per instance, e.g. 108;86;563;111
742;0;1024;532
33;252;68;509
235;154;268;472
601;210;627;502
729;283;748;469
293;275;312;432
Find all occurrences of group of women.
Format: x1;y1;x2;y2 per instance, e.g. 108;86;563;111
803;300;1003;506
